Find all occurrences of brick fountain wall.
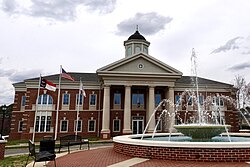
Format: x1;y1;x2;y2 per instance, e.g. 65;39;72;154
114;142;250;162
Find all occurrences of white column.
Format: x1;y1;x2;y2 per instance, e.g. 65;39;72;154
147;86;155;133
167;87;175;132
101;85;110;139
123;85;132;134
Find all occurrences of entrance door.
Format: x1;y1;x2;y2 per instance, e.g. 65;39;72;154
132;116;144;134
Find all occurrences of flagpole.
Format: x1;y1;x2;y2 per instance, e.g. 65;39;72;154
32;74;42;142
55;65;62;140
76;78;82;136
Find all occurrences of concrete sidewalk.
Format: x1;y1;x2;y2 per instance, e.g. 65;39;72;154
26;151;68;167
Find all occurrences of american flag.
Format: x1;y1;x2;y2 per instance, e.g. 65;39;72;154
61;67;75;81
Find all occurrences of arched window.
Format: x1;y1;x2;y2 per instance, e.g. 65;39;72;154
135;46;141;54
143;47;148;54
127;47;132;56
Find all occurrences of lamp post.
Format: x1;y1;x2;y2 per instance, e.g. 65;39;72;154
0;105;7;140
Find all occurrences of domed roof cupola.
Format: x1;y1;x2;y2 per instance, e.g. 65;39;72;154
128;30;146;40
124;26;150;58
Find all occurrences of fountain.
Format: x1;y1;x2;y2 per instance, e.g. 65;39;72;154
113;49;250;162
173;49;231;140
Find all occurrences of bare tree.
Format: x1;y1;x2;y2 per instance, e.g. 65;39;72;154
233;75;250;129
233;75;250;109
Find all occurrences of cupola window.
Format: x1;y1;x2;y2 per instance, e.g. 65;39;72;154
135;46;141;54
127;47;132;56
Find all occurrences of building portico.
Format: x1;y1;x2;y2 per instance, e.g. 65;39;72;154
97;30;182;138
99;80;178;139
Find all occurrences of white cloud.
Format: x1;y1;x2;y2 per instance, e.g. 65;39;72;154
228;62;250;71
211;37;243;54
116;12;172;36
1;0;117;21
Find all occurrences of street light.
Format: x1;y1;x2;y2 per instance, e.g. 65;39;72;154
0;105;7;140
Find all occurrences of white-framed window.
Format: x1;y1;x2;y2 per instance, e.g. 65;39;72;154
135;46;141;54
38;94;53;105
18;120;23;132
21;96;26;106
35;113;51;132
132;93;144;107
89;94;97;106
74;120;82;132
127;46;132;56
60;120;68;132
143;46;148;54
155;117;162;131
76;94;83;105
113;119;120;132
63;93;70;105
88;120;96;132
213;96;224;106
114;93;121;105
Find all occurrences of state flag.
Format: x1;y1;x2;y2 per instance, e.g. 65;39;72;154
80;80;86;97
40;78;56;92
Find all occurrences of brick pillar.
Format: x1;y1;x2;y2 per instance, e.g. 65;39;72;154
0;140;6;160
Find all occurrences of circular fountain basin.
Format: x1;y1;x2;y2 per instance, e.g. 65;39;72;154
173;124;231;140
113;133;250;162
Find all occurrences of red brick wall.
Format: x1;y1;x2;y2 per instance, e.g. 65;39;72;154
114;142;250;162
0;142;5;160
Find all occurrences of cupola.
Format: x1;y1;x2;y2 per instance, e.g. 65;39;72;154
124;27;150;57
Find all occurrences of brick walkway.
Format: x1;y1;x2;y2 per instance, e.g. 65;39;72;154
47;146;250;167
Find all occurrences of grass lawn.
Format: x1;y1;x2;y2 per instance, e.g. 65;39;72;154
0;154;32;167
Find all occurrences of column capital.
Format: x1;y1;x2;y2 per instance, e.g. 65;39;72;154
103;84;111;88
168;86;174;90
124;84;132;88
148;85;155;88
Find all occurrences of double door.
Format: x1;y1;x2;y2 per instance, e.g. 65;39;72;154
132;116;144;134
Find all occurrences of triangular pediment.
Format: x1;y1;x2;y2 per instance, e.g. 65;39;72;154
97;53;182;77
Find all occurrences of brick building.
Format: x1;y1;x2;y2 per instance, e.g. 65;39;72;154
9;30;239;141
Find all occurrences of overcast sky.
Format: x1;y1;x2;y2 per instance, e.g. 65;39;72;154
1;0;250;105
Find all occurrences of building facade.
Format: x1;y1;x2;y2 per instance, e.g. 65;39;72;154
9;30;239;141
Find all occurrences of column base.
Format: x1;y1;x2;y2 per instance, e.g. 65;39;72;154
100;129;110;139
146;129;155;133
122;129;132;135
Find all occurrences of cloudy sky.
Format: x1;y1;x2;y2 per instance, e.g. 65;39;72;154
1;0;250;105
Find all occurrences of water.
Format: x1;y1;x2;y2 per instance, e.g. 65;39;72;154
141;135;250;142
